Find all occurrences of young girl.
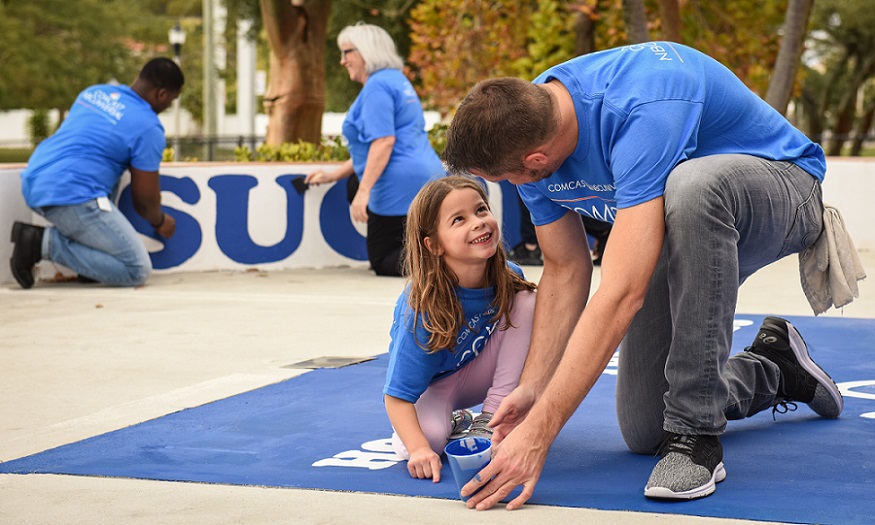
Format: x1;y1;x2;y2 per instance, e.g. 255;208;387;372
383;175;537;482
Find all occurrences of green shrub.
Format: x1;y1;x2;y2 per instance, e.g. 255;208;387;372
234;137;350;163
428;122;448;156
27;109;51;147
231;126;449;163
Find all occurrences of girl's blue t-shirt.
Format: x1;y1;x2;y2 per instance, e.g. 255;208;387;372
383;263;524;403
518;41;827;226
342;68;445;216
21;84;165;208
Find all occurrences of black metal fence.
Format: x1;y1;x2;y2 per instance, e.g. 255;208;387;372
4;133;875;164
167;135;265;162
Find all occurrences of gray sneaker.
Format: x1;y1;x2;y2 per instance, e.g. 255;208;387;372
448;409;474;440
644;432;726;500
744;316;843;418
466;411;494;439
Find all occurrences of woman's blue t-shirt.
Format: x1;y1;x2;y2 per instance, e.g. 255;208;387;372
342;68;445;216
518;41;827;227
383;263;525;403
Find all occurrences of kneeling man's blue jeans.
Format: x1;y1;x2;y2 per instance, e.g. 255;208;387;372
615;154;824;454
36;199;152;287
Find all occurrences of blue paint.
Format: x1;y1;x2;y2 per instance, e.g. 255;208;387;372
5;315;873;525
209;174;304;265
118;175;202;269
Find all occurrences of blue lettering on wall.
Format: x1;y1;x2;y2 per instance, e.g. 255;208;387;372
320;180;368;261
118;171;524;271
209;174;304;264
119;175;203;270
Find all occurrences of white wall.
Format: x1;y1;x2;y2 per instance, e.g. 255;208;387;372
1;158;873;285
0;163;510;284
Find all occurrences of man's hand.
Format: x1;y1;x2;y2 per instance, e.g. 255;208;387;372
489;384;538;445
155;212;176;238
406;446;442;483
460;420;550;510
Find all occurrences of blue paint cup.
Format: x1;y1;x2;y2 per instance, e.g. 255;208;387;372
444;436;492;501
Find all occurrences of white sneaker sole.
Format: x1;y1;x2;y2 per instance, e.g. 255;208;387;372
786;320;844;417
644;462;726;500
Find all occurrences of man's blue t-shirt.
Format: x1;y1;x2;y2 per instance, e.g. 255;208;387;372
383;264;525;403
21;84;165;208
343;68;445;217
518;42;827;226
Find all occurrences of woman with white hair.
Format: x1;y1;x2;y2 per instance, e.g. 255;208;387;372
306;23;445;276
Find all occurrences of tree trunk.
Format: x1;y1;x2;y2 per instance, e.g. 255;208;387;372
765;0;812;115
800;87;824;144
622;0;649;44
849;99;875;156
827;51;875;156
657;0;681;43
574;5;596;56
259;0;331;145
817;48;850;121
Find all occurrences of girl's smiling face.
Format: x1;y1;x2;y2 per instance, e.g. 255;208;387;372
426;188;500;286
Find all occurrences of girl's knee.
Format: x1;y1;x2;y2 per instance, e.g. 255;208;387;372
418;413;453;454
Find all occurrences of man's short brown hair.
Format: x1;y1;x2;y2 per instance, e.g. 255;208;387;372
443;77;557;177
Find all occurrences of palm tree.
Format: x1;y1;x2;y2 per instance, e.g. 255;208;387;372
765;0;814;115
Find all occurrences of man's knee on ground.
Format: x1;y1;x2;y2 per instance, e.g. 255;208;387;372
618;422;663;455
105;262;151;287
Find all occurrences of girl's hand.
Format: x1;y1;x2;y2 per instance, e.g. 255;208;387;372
407;446;442;483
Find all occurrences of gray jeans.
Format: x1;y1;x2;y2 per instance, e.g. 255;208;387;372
615;154;824;454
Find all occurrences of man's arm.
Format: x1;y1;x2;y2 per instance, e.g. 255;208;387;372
129;166;175;238
489;211;592;443
463;197;666;510
521;211;594;391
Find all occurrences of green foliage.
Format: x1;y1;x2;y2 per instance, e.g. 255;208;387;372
324;0;417;112
235;137;351;162
26;109;51;147
0;0;203;124
0;148;34;163
0;0;139;110
677;0;786;96
427;122;449;156
231;124;449;161
513;0;577;81
408;0;533;116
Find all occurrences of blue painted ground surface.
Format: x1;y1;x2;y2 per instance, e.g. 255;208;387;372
3;315;874;525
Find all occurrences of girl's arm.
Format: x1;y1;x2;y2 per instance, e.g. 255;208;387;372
384;394;442;482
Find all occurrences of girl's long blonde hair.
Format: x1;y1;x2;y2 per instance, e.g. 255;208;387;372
404;175;537;353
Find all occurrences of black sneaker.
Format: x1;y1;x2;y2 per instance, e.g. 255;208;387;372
644;431;726;500
744;316;843;418
9;221;45;289
508;243;543;266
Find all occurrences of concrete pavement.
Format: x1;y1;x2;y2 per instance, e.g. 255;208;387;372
2;252;873;525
